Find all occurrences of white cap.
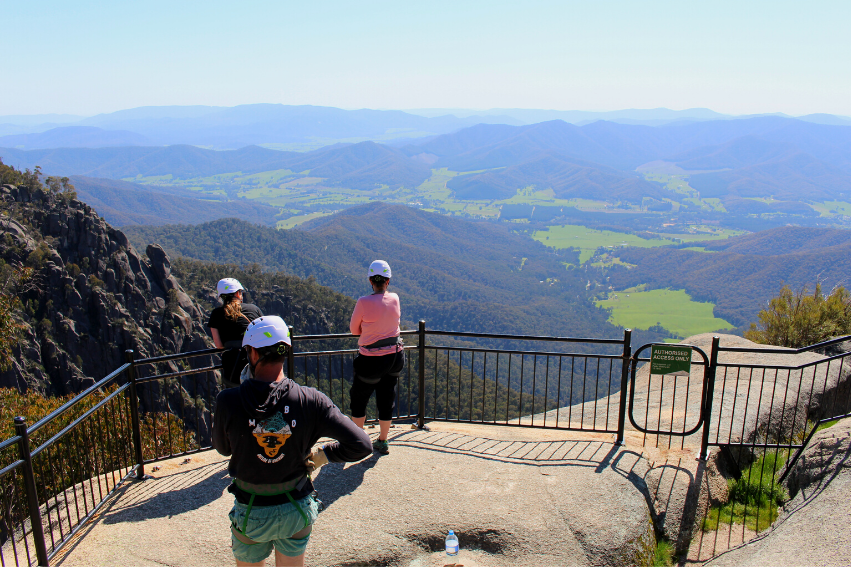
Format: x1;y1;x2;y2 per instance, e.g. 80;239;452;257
368;260;391;279
242;316;292;348
217;278;244;297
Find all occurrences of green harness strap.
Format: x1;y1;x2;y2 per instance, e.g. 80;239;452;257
233;478;312;545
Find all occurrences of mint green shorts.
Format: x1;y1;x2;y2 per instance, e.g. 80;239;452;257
228;495;320;562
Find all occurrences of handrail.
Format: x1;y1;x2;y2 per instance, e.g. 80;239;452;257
0;433;21;452
424;344;625;359
27;363;130;436
778;413;851;483
718;333;851;354
134;347;222;365
30;383;130;458
424;329;626;344
293;329;418;341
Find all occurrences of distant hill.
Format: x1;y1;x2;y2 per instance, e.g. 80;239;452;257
669;136;797;170
282;142;431;190
0;126;152;150
688;153;851;201
0;145;299;179
607;227;851;326
446;152;670;202
71;176;282;227
700;226;851;255
73;104;520;149
419;120;668;171
1;141;430;191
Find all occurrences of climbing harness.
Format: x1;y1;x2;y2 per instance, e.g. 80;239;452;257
230;475;313;545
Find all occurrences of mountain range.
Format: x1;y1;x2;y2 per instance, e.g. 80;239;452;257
4;112;851;229
0;104;522;149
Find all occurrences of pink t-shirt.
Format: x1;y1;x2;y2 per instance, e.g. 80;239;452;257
350;292;401;356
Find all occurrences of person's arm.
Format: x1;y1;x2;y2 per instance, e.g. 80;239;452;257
315;395;372;462
211;328;224;349
212;392;232;456
349;299;364;336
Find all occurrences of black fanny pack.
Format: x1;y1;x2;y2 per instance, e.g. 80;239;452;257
353;349;405;384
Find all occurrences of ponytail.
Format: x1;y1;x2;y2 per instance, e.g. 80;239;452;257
222;292;243;321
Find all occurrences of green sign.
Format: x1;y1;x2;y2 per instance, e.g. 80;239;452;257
650;345;692;375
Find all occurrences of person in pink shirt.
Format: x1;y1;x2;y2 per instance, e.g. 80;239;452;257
349;260;404;455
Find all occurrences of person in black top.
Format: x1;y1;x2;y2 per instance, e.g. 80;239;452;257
213;316;372;567
208;278;263;388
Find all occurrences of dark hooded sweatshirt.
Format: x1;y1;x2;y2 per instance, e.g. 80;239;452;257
213;377;372;504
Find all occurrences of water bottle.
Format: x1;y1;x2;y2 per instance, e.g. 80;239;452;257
445;530;459;556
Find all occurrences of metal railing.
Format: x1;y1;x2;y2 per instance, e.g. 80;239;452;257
691;334;851;561
419;326;633;438
2;325;848;566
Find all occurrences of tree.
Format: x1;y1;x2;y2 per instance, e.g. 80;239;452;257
745;283;851;348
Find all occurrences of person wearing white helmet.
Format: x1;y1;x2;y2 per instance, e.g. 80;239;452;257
348;260;404;455
213;316;372;567
208;278;263;388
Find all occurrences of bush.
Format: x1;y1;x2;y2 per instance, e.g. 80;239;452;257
745;283;851;348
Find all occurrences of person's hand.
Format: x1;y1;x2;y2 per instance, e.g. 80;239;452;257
304;448;328;474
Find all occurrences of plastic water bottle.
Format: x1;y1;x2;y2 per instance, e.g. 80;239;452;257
445;530;459;556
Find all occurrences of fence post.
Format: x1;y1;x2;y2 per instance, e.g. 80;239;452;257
417;320;426;429
14;416;49;567
124;349;145;480
287;326;295;381
615;329;632;446
699;336;720;461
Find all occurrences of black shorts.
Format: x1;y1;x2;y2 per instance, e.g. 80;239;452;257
349;350;404;420
221;348;247;389
349;374;398;421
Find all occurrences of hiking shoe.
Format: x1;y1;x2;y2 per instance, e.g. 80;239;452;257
373;439;389;455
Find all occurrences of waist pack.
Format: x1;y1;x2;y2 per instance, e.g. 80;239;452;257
353;349;405;384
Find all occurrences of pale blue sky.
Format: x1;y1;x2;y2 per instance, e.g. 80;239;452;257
4;0;850;116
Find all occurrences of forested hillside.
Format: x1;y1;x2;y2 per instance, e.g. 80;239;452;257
71;176;281;226
123;203;665;343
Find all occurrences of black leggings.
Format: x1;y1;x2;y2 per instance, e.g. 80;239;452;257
349;375;398;421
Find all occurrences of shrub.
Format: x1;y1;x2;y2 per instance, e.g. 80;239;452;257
745;283;851;348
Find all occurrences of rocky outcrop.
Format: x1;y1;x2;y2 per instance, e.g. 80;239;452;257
0;183;212;395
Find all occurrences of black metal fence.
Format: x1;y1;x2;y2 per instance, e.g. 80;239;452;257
2;326;849;566
690;335;851;560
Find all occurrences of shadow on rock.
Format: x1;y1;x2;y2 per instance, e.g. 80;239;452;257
103;462;231;523
312;454;380;510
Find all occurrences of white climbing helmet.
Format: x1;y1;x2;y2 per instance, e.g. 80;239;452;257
242;316;292;349
368;260;391;279
217;278;244;297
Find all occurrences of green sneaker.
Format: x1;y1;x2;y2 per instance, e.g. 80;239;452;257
372;439;389;455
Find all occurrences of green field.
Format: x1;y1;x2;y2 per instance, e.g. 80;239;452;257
810;200;851;217
595;288;734;338
276;211;336;229
533;224;743;263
